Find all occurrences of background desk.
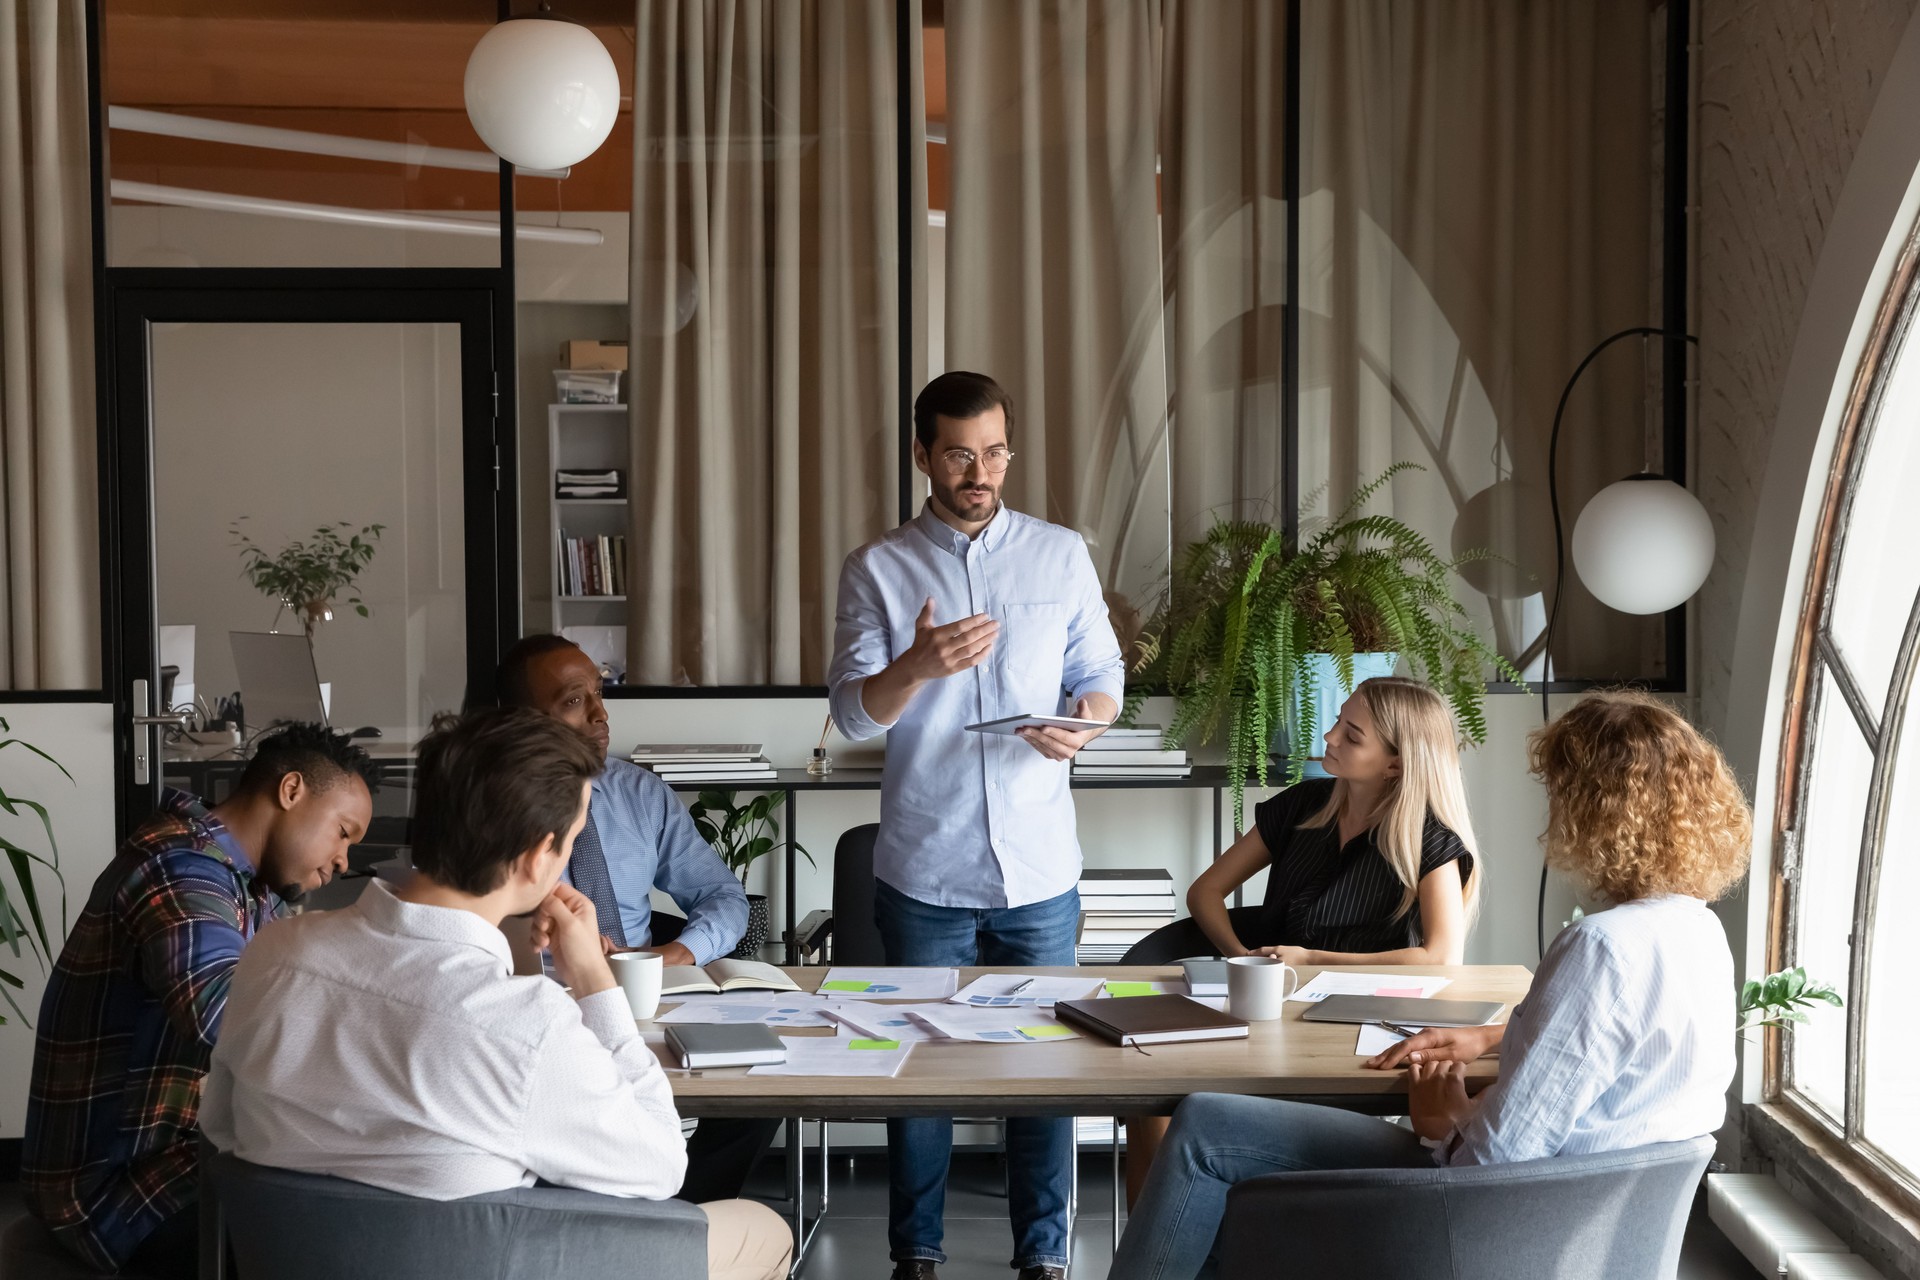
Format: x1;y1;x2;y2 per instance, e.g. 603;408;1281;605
652;963;1530;1119
162;747;1253;963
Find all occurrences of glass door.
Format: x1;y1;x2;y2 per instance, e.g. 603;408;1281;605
106;284;514;828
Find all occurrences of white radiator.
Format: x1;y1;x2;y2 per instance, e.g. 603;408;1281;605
1785;1253;1888;1279
1707;1173;1849;1276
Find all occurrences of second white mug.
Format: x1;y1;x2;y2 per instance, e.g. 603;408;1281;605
609;951;664;1020
1226;955;1299;1022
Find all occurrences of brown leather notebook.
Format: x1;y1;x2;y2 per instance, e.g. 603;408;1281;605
1054;994;1250;1046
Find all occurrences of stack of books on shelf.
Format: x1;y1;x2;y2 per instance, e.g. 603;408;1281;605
559;533;628;597
1074;867;1177;963
1071;725;1190;779
629;744;778;783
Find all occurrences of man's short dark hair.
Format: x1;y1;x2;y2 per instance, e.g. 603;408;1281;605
913;370;1016;451
235;722;378;797
410;708;606;896
495;634;583;709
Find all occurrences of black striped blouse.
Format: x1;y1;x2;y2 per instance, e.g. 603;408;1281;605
1248;778;1472;954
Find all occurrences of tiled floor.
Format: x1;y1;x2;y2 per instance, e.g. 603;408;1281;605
744;1149;1762;1279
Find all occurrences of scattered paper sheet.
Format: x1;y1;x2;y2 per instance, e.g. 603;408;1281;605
1288;972;1454;1004
748;1033;913;1077
949;974;1104;1008
655;1000;836;1028
1354;1023;1423;1057
819;1001;941;1043
908;1005;1081;1044
817;967;959;1000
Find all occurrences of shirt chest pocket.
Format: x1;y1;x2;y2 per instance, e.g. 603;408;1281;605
996;602;1070;703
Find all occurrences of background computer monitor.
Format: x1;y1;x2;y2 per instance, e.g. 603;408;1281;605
229;631;328;729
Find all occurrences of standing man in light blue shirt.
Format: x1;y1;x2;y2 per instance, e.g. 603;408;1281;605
829;371;1126;1280
497;635;776;1204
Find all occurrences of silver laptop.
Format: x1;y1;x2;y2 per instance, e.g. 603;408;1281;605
230;631;328;729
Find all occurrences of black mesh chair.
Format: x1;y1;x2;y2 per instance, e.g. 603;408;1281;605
1119;904;1269;964
825;823;886;964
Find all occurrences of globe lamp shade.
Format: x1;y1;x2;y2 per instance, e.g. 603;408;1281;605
1570;475;1714;615
464;17;619;171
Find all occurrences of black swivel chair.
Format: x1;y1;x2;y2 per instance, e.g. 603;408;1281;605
1118;904;1268;964
824;823;886;964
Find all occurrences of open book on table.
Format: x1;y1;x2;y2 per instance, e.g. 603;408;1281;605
661;958;802;996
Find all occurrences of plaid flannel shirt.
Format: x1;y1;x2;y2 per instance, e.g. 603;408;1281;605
23;789;284;1270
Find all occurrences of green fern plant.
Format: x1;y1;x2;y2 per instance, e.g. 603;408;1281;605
1131;463;1525;825
0;717;71;1027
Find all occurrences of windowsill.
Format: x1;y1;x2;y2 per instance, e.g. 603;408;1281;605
1743;1101;1920;1274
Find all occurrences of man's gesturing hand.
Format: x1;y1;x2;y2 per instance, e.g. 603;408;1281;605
899;597;998;682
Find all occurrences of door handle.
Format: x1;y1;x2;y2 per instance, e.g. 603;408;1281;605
130;678;189;787
132;712;190;727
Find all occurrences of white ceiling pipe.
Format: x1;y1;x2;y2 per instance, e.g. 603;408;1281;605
111;180;604;246
109;106;570;180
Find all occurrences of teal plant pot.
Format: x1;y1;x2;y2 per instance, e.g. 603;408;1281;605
1276;651;1400;778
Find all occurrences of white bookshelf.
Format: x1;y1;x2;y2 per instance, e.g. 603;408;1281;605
547;403;631;636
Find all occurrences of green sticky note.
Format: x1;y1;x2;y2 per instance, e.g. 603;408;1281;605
849;1038;900;1050
1019;1025;1074;1039
1105;981;1155;998
820;980;872;992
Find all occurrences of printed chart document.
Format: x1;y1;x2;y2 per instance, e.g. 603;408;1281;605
1289;971;1453;1004
748;1033;914;1077
908;1005;1080;1044
949;974;1105;1008
656;998;836;1029
821;1002;940;1043
816;968;958;1000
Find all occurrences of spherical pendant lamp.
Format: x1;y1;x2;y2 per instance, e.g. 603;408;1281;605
1570;473;1716;615
464;10;620;172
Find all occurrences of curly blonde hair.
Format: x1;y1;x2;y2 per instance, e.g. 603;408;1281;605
1528;690;1751;902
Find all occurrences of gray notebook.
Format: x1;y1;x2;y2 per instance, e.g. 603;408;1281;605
1300;994;1506;1028
1181;959;1229;997
664;1023;788;1069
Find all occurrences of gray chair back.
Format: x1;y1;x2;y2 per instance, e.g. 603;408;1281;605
830;823;887;965
1215;1135;1715;1280
203;1147;710;1280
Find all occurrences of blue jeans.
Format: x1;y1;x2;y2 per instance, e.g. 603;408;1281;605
873;880;1080;1270
1109;1093;1433;1280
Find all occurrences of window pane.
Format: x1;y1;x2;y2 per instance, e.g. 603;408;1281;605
1790;666;1871;1120
1829;325;1920;712
1863;689;1920;1181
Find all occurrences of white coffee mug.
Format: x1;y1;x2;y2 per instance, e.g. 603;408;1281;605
1226;955;1299;1022
609;951;664;1020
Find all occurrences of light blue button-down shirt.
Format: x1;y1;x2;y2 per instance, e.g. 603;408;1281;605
829;502;1126;909
564;758;748;966
1445;894;1735;1166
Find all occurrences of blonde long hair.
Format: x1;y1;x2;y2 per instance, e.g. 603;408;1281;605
1298;677;1482;926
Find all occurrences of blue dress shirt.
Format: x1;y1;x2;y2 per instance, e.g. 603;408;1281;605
1445;894;1736;1165
829;502;1126;909
565;758;748;966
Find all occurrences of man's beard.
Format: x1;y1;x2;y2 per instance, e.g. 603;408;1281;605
939;477;999;518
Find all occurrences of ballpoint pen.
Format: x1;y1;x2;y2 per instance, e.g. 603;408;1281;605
1008;978;1036;996
1378;1019;1424;1039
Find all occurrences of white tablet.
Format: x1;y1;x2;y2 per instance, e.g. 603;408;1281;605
964;714;1110;735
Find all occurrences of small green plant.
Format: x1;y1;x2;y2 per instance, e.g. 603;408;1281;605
1740;966;1842;1035
0;718;72;1027
231;519;384;641
1130;463;1524;823
687;790;814;885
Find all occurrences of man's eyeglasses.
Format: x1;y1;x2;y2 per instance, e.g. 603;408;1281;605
937;447;1015;475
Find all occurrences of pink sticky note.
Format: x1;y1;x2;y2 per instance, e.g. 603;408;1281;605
1375;987;1423;999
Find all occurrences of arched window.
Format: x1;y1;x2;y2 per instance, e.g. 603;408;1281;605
1775;219;1920;1198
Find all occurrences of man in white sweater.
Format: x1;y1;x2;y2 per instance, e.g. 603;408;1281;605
201;708;790;1280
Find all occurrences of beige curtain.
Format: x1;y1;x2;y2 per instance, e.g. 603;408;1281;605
628;0;911;685
941;0;1170;617
1160;0;1291;543
1300;0;1658;679
0;0;97;691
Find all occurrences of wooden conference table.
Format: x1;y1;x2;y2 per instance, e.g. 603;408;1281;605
650;962;1533;1120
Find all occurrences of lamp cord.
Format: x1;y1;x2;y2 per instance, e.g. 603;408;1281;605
1536;326;1700;960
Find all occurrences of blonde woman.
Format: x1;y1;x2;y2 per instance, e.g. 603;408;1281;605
1109;691;1751;1280
1125;677;1480;1204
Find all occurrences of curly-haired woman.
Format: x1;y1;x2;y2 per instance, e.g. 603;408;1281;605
1107;691;1752;1280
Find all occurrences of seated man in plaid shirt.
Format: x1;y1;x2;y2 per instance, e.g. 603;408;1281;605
23;723;376;1277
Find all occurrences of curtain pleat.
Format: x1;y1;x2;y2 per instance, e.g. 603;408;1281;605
0;0;97;691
